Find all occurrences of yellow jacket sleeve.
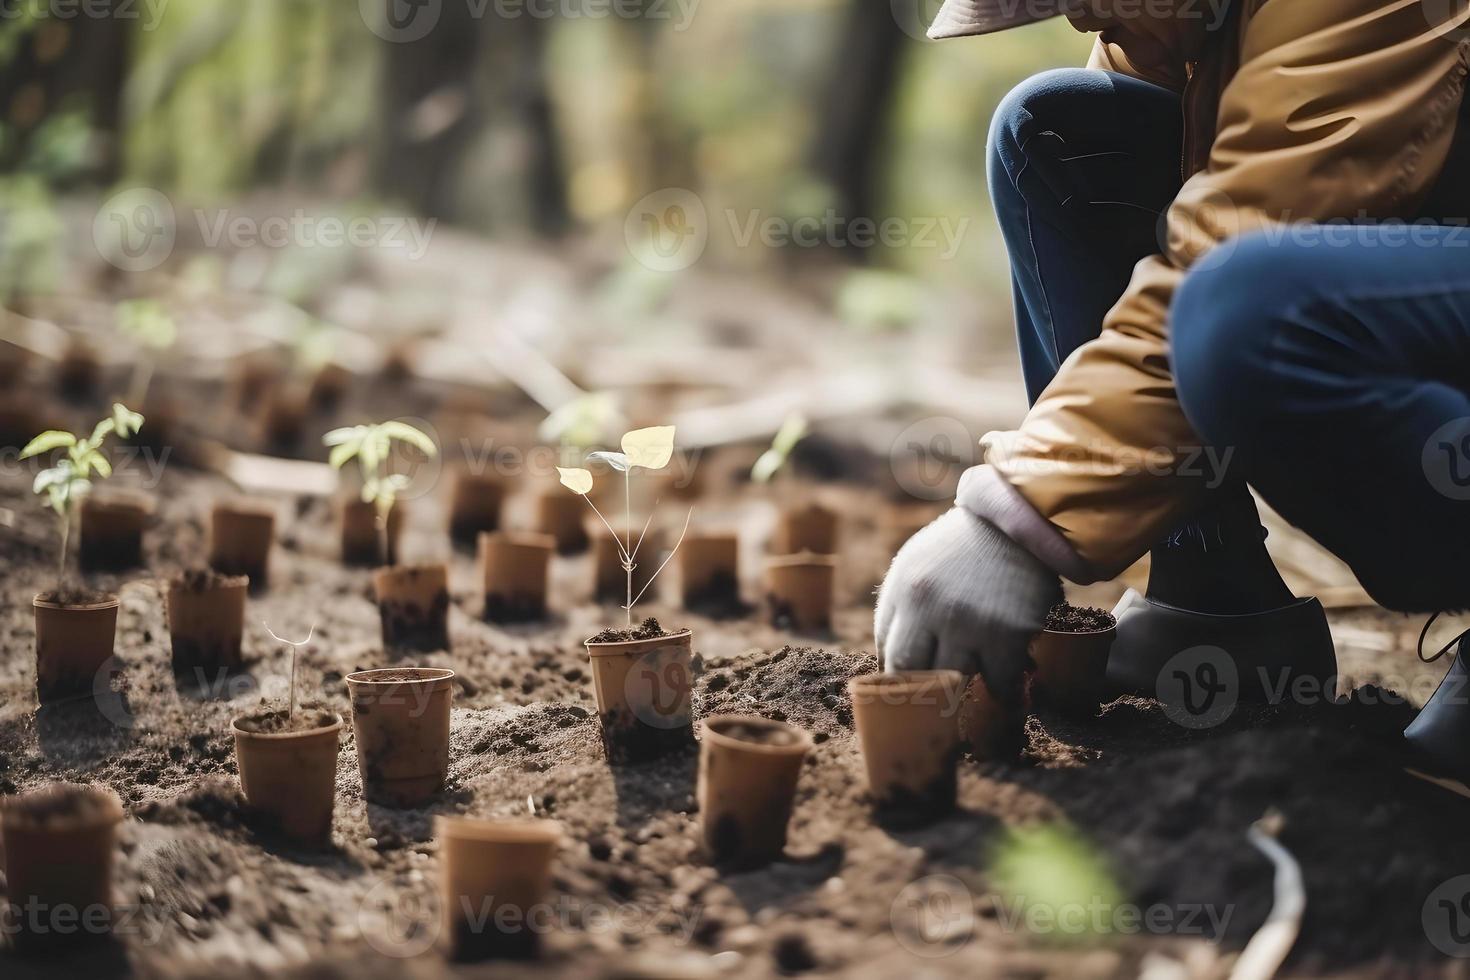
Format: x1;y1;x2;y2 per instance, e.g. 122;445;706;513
986;0;1470;578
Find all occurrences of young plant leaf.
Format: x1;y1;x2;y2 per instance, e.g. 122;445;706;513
87;453;112;478
558;467;594;495
621;426;675;470
111;403;145;440
586;451;630;472
32;465;68;494
751;412;807;484
378;421;437;457
323;425;366;446
328;440;361;470
20;431;76;458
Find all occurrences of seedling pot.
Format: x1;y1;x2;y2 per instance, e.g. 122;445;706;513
0;783;124;951
33;594;119;704
534;490;589;554
78;494;152;572
373;564;451;651
764;553;836;632
231;709;343;843
697;715;813;868
592;525;662;604
209;501;275;587
166;570;248;675
437;817;561;961
881;503;943;556
308;362;351;412
341;498;403;566
448;472;504;545
479;531;553;623
56;341;100;401
679;532;740;612
585;629;694;762
849;670;966;824
259;386;308;451
1030;624;1116;716
347;667;454;807
956;672;1023;761
773;501;838;555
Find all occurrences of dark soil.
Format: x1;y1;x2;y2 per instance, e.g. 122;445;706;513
707;719;803;747
587;617;682;644
170;568;247;594
34;587;115;607
234;707;341;735
1043;602;1116;633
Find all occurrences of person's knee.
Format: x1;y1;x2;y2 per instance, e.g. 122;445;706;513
1171;233;1296;450
987;68;1100;191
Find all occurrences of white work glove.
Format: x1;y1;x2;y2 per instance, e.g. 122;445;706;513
874;507;1061;703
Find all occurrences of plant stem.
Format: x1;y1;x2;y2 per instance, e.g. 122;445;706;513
289;646;298;725
56;506;70;595
624;469;632;626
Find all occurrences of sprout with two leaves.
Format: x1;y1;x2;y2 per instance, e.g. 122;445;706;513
21;403;144;592
324;421;438;566
558;426;691;626
116;299;177;406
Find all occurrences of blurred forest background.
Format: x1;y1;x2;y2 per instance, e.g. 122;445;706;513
0;1;1088;312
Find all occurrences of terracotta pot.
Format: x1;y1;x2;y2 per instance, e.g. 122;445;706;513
697;715;812;868
679;532;741;612
347;667;454;807
341;498;403;566
764;553;836;632
479;531;553;623
307;362;352;413
373;564;450;651
259;386;308;451
591;524;662;605
78;494;152;572
584;629;694;762
0;397;42;453
208;501;275;587
437;817;561;961
1029;624;1117;716
772;501;838;555
232;354;280;414
448;472;504;546
128;394;178;456
956;672;1024;761
880;503;943;556
166;571;248;675
848;671;966;824
231;710;343;844
33;594;119;704
533;490;589;554
0;783;124;951
56;341;99;401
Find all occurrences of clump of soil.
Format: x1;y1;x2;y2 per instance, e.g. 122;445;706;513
1044;602;1115;633
171;568;248;593
233;707;339;735
707;718;802;746
0;782;115;828
588;617;682;644
35;586;114;607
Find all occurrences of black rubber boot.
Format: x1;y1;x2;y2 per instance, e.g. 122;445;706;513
1405;635;1470;783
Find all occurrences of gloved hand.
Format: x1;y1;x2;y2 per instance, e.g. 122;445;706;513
874;507;1061;702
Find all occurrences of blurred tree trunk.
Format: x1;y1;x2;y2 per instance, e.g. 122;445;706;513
0;8;130;182
809;1;906;244
502;17;569;236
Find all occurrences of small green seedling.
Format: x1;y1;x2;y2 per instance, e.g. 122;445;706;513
21;403;144;592
751;412;809;485
115;299;177;406
262;621;315;727
559;425;691;626
324;420;438;565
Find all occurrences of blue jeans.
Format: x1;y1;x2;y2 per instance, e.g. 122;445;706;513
989;68;1470;613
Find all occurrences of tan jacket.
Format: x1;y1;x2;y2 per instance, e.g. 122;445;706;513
980;0;1470;580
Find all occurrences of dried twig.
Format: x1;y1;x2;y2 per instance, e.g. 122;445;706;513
1231;810;1303;980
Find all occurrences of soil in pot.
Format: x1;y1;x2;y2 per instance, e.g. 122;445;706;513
32;590;119;704
208;501;275;588
437;817;561;961
533;489;589;555
373;564;451;652
772;501;838;555
0;782;125;952
347;667;454;807
166;568;248;676
585;618;695;763
231;708;343;844
679;531;743;616
448;472;504;547
764;552;836;633
1030;602;1117;716
848;670;966;826
340;498;403;566
78;493;152;572
591;524;662;605
479;531;553;623
697;715;813;868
